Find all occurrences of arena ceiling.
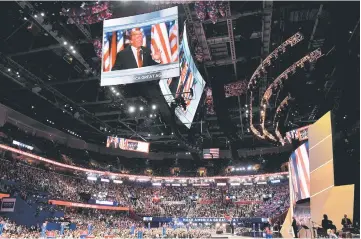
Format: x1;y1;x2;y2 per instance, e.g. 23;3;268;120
0;1;359;156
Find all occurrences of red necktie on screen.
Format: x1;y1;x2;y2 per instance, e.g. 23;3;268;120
137;48;143;68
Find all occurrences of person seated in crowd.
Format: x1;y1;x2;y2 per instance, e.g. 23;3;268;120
264;226;273;238
327;229;338;238
322;214;337;232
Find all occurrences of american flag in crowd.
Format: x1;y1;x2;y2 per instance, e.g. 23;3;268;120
103;33;111;72
203;148;220;159
289;141;310;204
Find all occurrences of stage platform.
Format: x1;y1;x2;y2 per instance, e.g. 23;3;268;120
211;232;283;238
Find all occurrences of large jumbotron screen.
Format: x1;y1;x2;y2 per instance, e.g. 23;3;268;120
289;141;310;204
159;24;206;128
101;7;179;86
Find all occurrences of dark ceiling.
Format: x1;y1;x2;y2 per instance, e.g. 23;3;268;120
0;1;359;155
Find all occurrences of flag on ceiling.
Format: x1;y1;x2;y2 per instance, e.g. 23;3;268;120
203;148;220;159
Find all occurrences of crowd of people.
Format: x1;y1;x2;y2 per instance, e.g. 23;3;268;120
0;153;289;219
0;123;291;238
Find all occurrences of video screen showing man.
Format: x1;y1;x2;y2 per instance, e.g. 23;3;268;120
112;28;161;70
101;7;179;86
106;136;119;149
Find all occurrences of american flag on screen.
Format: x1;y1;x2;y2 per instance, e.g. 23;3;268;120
151;23;172;64
103;33;110;72
289;141;310;203
116;30;124;53
169;21;178;62
203;148;219;159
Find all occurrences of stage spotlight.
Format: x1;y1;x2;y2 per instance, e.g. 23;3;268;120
148;134;151;137
7;68;10;72
152;104;157;110
34;14;38;18
72;50;76;54
139;106;144;111
40;12;45;17
24;17;27;20
161;133;164;136
63;41;67;45
70;46;74;49
116;92;120;96
149;114;153;118
129;106;135;113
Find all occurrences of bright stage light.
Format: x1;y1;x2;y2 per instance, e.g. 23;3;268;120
152;104;157;110
129;106;135;113
139;106;144;111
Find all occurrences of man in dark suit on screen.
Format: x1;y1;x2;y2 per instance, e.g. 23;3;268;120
112;28;161;71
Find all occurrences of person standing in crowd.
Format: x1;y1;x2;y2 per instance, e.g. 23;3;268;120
41;221;47;238
0;219;4;236
60;222;65;236
292;217;298;238
341;214;352;229
130;223;135;236
87;222;93;235
230;222;234;235
265;226;273;238
162;223;167;237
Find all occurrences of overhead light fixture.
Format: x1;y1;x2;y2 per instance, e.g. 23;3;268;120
172;132;174;135
116;92;120;96
70;46;74;49
72;50;76;54
17;75;20;78
63;41;67;45
129;106;135;113
24;17;27;20
40;12;45;17
7;68;11;72
16;72;19;75
152;105;157;110
139;106;144;111
161;133;164;136
149;114;153;118
148;134;151;137
34;14;38;18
